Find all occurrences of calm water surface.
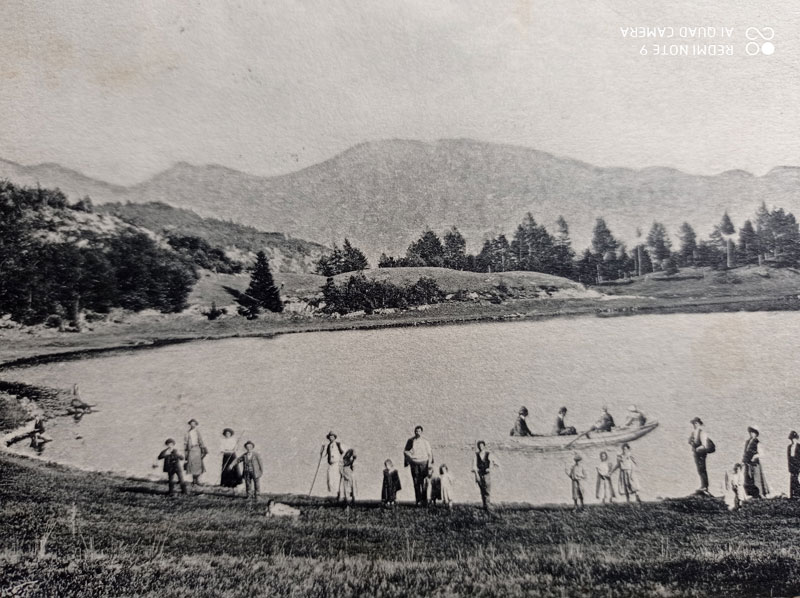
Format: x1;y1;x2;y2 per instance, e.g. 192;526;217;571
5;312;800;504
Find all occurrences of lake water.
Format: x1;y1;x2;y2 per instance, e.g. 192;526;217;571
4;312;800;505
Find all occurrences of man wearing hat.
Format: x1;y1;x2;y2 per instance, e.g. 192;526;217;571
788;431;800;499
320;431;345;497
688;417;711;495
511;406;535;437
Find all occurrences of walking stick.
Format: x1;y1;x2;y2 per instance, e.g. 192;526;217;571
309;445;325;496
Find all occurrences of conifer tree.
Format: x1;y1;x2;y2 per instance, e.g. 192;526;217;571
677;222;697;267
245;251;283;313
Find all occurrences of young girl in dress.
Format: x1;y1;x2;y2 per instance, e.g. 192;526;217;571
596;451;615;504
438;464;454;508
613;443;641;503
381;459;402;507
724;462;746;511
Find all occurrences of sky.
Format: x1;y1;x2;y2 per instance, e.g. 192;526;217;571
1;0;798;185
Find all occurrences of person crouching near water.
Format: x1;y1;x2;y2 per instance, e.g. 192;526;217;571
595;451;615;504
472;441;499;511
381;459;402;507
184;419;207;486
219;428;242;492
554;407;577;436
229;441;263;499
612;443;641;503
404;425;433;507
511;406;535;437
566;453;586;510
339;448;357;507
157;438;188;496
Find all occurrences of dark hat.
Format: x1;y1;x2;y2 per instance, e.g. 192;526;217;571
519;406;529;416
789;431;798;440
222;428;234;437
326;430;337;439
573;453;582;461
690;417;703;425
414;425;424;432
244;441;255;448
165;438;175;445
188;419;198;426
559;406;567;414
747;426;759;436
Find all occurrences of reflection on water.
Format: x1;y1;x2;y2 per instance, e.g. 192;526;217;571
5;311;800;505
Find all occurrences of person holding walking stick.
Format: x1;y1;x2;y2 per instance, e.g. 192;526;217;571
315;431;345;497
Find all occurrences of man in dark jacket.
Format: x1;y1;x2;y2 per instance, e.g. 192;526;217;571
158;438;188;496
788;431;800;498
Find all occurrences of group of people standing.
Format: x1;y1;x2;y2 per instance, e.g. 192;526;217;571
155;420;263;498
689;417;800;508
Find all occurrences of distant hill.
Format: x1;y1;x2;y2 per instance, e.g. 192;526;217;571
3;140;800;260
98;202;328;273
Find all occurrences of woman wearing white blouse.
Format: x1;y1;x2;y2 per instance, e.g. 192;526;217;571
220;428;242;489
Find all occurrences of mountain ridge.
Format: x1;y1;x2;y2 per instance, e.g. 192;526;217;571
2;139;799;259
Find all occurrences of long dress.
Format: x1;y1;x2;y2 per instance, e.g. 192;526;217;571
440;472;454;505
743;438;770;498
617;454;639;496
381;468;402;503
184;428;206;477
220;436;241;487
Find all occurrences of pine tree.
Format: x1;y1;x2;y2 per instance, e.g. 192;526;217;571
737;220;759;265
442;226;467;270
341;238;369;272
591;218;618;257
245;251;283;313
407;230;444;267
553;216;576;279
677;222;697;267
646;222;672;268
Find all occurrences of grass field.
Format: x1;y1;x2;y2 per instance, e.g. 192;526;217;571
2;453;800;597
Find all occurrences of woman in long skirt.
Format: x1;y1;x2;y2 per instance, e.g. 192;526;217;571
184;419;207;485
219;428;242;489
614;443;641;503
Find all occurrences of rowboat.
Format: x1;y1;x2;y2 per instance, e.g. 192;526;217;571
498;421;659;452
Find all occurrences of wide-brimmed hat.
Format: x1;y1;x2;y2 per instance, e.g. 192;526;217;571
747;426;760;436
326;431;337;439
573;453;582;461
519;406;529;416
244;441;255;448
789;431;798;440
690;417;703;425
187;419;198;426
222;428;234;436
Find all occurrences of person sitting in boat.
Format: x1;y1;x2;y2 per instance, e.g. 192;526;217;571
510;407;535;437
623;405;647;428
553;407;577;436
589;406;615;433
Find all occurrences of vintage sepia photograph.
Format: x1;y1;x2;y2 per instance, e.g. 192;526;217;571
1;2;799;596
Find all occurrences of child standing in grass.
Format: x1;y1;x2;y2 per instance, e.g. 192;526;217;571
566;453;586;510
382;459;402;507
425;465;439;506
157;438;188;496
438;464;454;508
595;451;615;504
339;448;357;507
724;462;746;511
229;441;263;499
613;443;641;503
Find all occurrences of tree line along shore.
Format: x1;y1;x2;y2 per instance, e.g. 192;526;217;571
4;177;800;329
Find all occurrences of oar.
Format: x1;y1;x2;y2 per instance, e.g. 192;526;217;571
565;429;591;449
308;445;325;496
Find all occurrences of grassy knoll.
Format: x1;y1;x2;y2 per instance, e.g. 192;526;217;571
2;453;800;597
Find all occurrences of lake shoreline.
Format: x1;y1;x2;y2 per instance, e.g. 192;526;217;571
3;291;800;369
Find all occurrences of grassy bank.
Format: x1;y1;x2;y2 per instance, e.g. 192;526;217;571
2;453;800;597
